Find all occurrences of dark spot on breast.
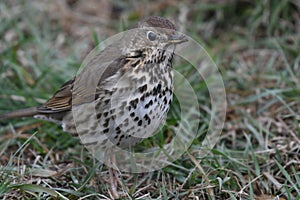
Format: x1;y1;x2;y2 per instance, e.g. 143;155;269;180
134;116;139;122
163;97;167;104
145;103;150;109
96;113;102;119
104;99;110;104
157;84;162;92
103;128;109;133
103;112;108;117
145;92;150;98
145;100;153;109
103;118;110;127
143;115;151;125
138;84;147;93
138;120;142;126
110;108;115;114
144;114;150;121
149;100;153;106
130;112;135;117
130;98;139;109
153;84;162;96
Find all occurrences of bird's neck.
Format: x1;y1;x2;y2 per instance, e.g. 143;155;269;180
143;47;174;66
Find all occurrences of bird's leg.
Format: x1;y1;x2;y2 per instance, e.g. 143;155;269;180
107;149;120;199
109;168;120;199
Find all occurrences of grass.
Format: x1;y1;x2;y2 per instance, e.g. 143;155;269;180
0;0;299;199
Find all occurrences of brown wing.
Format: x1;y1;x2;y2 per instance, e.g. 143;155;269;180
37;56;128;114
37;78;74;113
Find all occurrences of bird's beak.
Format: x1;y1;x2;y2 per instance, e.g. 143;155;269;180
168;34;188;44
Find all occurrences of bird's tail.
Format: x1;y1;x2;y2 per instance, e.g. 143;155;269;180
0;107;38;120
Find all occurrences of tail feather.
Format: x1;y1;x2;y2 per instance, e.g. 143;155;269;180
0;107;38;120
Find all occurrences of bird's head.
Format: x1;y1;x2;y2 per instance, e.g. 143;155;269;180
123;16;187;59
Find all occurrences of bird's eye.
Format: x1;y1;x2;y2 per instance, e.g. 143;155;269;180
147;31;156;41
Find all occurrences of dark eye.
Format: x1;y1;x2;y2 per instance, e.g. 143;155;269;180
147;31;156;41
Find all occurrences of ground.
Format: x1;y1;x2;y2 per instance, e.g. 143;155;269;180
0;0;299;199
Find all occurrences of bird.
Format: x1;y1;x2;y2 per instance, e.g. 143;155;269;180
0;16;187;198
